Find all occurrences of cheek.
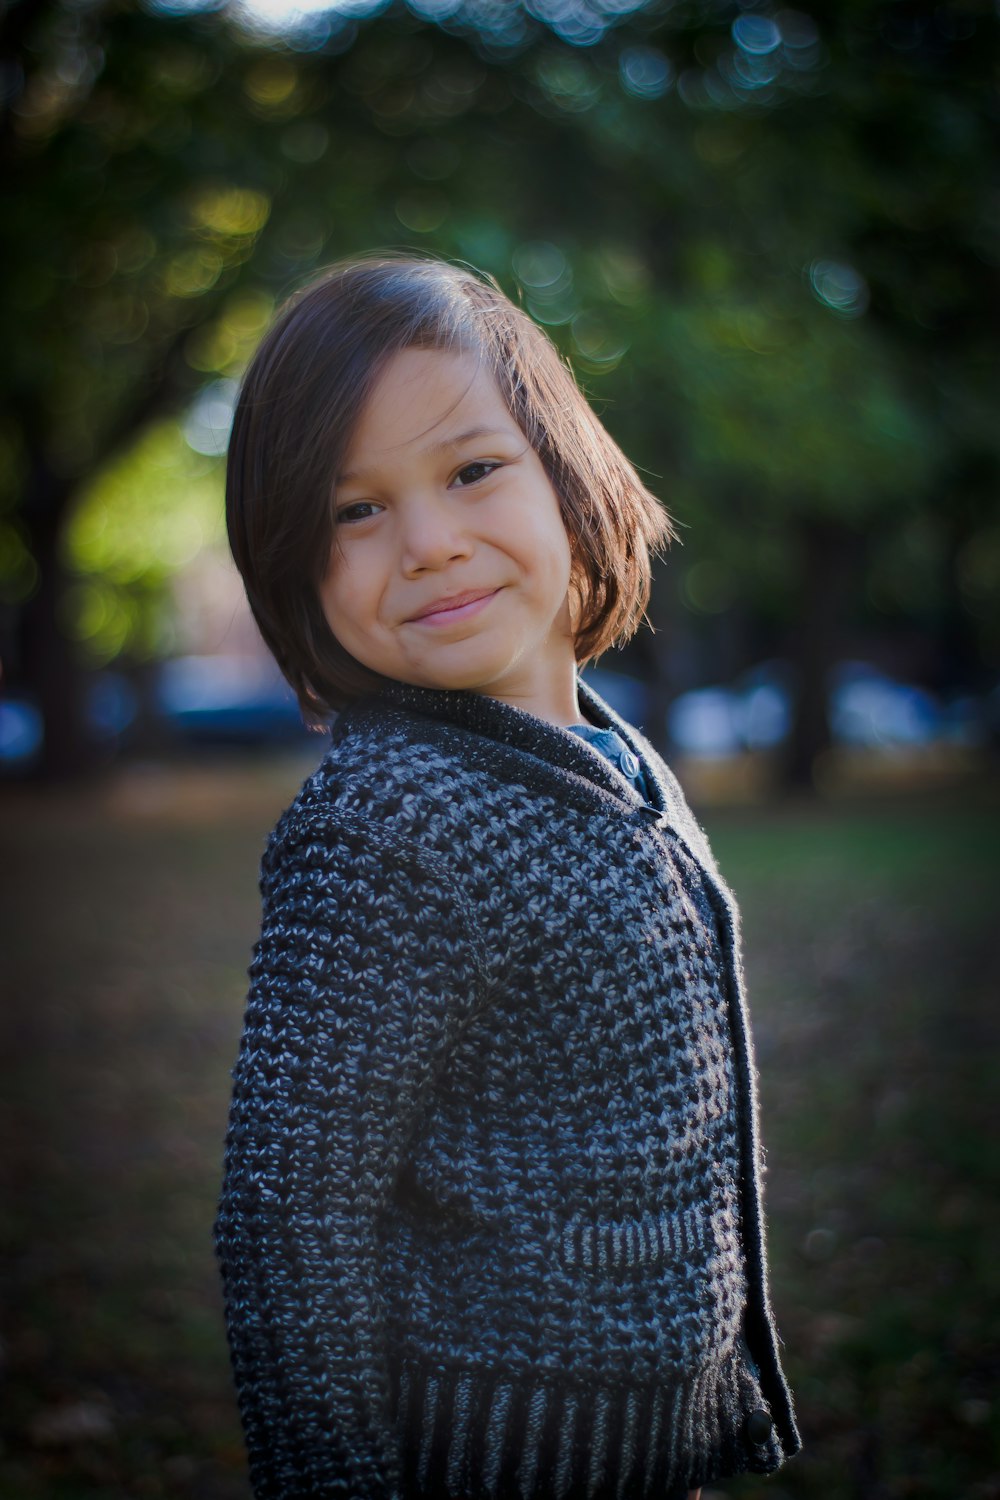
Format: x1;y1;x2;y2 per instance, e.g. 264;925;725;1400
537;508;574;584
317;561;338;620
319;588;338;635
511;483;572;569
322;550;372;622
319;572;357;644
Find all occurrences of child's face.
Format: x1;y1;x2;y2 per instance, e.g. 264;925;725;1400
319;346;580;724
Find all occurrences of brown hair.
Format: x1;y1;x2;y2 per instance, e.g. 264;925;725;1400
225;250;677;720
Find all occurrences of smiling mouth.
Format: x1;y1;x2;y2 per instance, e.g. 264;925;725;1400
409;589;500;625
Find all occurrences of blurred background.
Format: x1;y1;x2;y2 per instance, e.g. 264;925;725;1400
1;0;997;1495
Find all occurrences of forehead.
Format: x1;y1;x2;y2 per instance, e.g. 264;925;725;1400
341;348;517;470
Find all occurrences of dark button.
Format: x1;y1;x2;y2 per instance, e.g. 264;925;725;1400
745;1408;773;1444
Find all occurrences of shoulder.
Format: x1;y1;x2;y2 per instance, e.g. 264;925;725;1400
275;696;588;860
257;703;497;915
278;703;486;842
255;735;493;991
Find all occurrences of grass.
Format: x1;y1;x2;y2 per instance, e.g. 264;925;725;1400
1;757;997;1499
711;791;1000;1500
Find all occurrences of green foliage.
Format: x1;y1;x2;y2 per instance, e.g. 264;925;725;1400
62;423;226;666
2;0;997;684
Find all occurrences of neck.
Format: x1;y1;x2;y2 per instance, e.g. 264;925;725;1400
475;667;585;729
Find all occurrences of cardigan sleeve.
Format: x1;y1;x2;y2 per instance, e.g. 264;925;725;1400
213;807;489;1500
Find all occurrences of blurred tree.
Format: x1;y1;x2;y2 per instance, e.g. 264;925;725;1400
1;0;996;780
2;0;284;772
63;421;227;663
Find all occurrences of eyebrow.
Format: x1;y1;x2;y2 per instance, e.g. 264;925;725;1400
336;426;513;486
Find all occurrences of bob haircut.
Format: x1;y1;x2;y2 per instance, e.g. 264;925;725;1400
225;250;678;721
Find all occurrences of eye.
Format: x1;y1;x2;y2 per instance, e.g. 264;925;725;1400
335;500;381;524
452;460;500;488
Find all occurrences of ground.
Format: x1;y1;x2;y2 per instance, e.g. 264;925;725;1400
1;750;997;1499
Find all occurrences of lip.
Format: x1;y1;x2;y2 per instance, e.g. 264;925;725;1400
408;588;500;624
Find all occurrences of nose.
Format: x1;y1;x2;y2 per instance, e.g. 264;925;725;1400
398;488;473;576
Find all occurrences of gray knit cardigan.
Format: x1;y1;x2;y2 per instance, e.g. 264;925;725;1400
213;675;801;1500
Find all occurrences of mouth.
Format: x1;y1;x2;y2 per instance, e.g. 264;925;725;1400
408;588;500;624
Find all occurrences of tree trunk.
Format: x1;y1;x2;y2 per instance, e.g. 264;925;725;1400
11;317;195;781
16;465;104;782
779;515;859;792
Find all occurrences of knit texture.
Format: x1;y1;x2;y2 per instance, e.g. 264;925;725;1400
213;676;801;1499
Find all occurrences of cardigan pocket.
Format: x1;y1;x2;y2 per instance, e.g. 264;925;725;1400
550;1185;748;1370
554;1183;742;1281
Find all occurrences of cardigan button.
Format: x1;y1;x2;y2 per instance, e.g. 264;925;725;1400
745;1408;773;1444
619;748;641;778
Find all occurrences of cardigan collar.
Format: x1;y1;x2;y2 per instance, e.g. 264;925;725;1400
343;672;675;829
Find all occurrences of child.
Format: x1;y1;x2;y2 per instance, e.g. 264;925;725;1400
214;252;801;1500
